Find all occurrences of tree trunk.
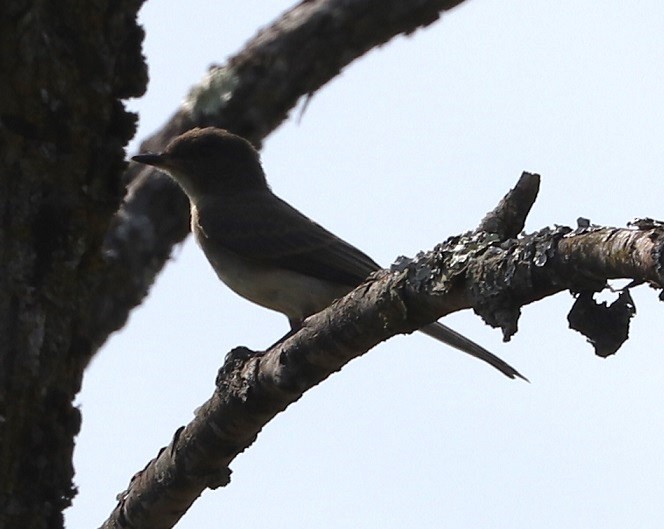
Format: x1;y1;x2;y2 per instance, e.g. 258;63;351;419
0;2;145;527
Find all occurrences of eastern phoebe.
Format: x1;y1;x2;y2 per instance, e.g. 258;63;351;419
133;127;524;380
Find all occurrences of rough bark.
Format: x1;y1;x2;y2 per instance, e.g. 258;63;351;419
0;1;145;527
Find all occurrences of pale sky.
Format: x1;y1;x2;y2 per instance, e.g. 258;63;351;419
67;1;664;528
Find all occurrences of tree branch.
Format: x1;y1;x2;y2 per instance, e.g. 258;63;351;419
99;173;664;528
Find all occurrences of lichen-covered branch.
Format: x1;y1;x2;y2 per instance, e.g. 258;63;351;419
466;222;664;341
99;173;664;529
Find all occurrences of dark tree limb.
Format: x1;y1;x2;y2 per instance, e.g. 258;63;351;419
99;173;664;529
0;2;145;527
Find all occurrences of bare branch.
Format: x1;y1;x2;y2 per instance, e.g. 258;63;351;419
477;171;540;238
99;174;664;529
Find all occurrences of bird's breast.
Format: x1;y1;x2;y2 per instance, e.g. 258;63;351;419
191;215;350;324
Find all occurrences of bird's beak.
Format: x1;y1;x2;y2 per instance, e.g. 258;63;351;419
132;153;166;167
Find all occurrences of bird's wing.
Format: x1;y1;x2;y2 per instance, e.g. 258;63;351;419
195;192;381;287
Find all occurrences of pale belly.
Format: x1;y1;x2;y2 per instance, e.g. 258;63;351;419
198;239;351;325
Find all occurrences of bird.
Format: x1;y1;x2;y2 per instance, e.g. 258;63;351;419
132;127;525;380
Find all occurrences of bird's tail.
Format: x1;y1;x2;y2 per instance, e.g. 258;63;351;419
419;322;528;381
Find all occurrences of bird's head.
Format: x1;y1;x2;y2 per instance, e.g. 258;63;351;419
132;127;267;202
